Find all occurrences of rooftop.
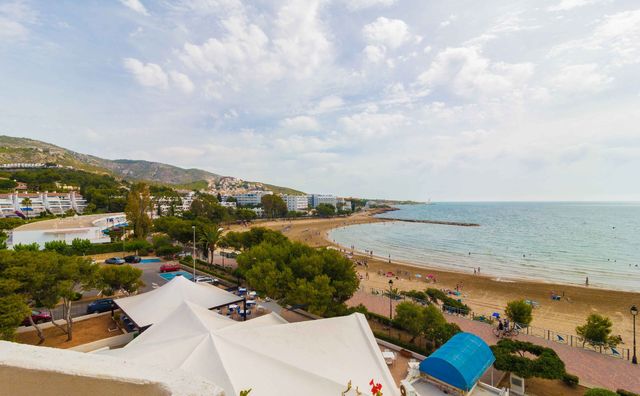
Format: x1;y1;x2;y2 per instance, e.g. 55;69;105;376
13;213;125;231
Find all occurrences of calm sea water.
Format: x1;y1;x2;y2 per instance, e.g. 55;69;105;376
328;202;640;291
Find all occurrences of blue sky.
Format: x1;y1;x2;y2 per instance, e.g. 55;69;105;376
1;0;639;201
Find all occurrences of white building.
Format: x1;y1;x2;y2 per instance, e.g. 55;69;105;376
153;192;196;217
234;190;273;206
8;213;126;249
281;194;308;212
0;191;88;218
219;201;237;208
308;194;337;208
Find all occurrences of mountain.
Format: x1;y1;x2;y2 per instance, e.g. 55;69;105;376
0;135;304;194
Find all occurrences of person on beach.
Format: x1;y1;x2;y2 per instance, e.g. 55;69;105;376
474;268;477;275
496;319;504;337
585;276;589;286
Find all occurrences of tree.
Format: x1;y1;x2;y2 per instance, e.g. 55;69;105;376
491;339;567;380
0;230;7;250
0;274;30;341
13;243;39;252
505;300;533;326
20;197;33;219
98;265;143;296
316;203;335;217
261;195;287;218
200;225;223;264
55;255;99;340
125;183;153;238
70;238;92;256
44;240;70;255
394;301;425;342
576;313;618;348
422;304;460;349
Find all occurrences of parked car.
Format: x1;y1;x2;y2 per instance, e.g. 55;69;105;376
22;310;52;326
159;262;182;273
86;298;115;314
124;255;141;263
105;257;125;265
193;276;219;285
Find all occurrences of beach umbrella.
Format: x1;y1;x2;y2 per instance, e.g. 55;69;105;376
492;312;500;318
415;274;422;278
427;274;434;278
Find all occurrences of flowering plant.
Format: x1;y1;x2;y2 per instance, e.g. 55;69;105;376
369;379;383;396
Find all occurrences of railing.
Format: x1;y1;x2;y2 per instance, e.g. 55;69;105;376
368;287;634;362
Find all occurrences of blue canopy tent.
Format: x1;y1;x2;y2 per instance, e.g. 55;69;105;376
419;332;495;392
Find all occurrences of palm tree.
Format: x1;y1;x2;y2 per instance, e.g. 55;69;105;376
21;197;33;219
199;226;223;265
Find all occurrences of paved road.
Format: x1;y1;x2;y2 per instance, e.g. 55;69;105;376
348;289;640;393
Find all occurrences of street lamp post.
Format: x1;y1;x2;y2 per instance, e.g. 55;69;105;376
388;279;394;321
192;225;196;280
632;305;638;364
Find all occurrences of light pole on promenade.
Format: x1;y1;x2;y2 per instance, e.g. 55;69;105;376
631;305;638;365
192;225;197;280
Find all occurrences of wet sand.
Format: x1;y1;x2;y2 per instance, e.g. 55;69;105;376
230;211;640;345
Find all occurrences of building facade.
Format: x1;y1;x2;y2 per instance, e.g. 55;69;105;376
0;191;88;218
282;195;309;212
234;191;273;206
308;194;337;208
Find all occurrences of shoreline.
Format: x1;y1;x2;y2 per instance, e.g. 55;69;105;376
236;210;640;345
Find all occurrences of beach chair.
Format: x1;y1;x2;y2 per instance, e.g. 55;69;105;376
556;334;565;343
611;347;621;357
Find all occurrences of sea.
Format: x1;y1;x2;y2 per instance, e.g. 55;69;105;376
328;202;640;292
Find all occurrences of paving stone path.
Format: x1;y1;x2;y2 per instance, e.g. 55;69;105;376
348;290;640;392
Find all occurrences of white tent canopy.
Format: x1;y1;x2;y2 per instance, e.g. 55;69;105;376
103;302;399;396
115;275;243;328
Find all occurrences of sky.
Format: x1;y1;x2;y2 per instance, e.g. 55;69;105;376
1;0;640;201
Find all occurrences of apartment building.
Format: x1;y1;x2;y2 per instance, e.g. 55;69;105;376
308;194;337;208
0;191;88;218
282;194;308;212
234;190;273;206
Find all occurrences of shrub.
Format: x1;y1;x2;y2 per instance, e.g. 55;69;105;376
373;331;430;356
491;339;566;379
617;390;640;396
505;299;533;326
584;389;618;396
562;373;579;388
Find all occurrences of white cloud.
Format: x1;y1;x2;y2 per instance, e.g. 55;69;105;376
547;0;609;12
119;0;149;16
339;110;407;138
418;47;534;99
363;44;386;63
362;17;412;49
550;9;640;66
344;0;397;11
123;58;168;89
280;115;320;132
0;1;37;41
550;64;613;94
311;95;345;114
439;14;457;28
170;71;195;94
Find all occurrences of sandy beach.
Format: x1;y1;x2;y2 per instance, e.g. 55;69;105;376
231;210;640;346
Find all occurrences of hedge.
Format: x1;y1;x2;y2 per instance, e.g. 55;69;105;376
584;389;618;396
562;373;579;387
617;390;640;396
373;331;430;356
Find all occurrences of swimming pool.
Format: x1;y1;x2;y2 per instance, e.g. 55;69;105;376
140;258;162;263
159;271;193;281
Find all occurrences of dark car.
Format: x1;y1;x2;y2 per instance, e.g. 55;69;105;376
105;257;125;265
159;262;181;273
124;255;141;263
86;298;115;314
22;310;52;326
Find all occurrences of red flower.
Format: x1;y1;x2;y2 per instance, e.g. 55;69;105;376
369;379;383;395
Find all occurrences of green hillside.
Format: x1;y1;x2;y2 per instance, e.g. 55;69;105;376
0;135;303;194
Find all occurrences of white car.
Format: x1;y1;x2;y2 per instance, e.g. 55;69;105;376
194;276;218;285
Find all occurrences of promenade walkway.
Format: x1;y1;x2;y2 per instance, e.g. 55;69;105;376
348;290;640;393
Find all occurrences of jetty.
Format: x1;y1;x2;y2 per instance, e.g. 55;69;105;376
384;218;480;227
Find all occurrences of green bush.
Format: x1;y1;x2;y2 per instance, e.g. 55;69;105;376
562;373;579;388
373;331;430;356
70;292;83;301
491;339;566;379
584;389;618;396
617;390;640;396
